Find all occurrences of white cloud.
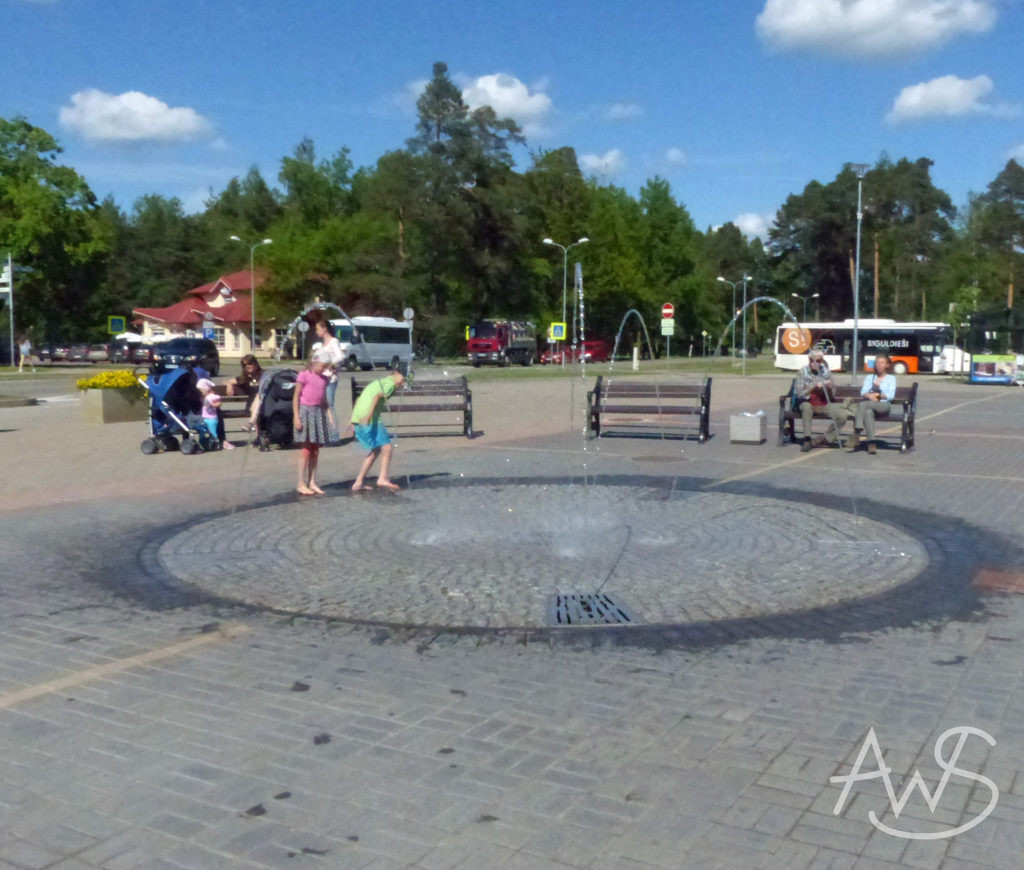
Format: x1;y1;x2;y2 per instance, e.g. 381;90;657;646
887;74;1018;122
664;147;686;167
579;149;626;178
461;73;552;135
733;213;772;241
756;0;996;57
60;89;213;143
607;102;644;120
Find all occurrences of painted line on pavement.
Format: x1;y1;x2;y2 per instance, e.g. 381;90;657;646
0;624;250;711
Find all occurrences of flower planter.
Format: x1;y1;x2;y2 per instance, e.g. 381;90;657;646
80;388;148;424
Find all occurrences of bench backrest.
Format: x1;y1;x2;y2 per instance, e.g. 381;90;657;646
593;376;710;401
351;376;469;402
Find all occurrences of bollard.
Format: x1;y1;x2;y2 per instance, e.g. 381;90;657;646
632;346;639;371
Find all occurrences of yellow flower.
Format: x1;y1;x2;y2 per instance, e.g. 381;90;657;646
77;370;148;400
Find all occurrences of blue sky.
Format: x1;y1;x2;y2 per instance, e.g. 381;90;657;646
5;0;1023;238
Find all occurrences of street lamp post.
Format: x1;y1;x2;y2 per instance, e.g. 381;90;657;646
791;292;820;322
849;163;870;384
716;276;738;356
741;273;750;377
717;274;751;374
543;237;589;363
230;235;272;354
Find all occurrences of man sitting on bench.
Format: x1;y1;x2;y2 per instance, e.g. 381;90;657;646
794;348;834;451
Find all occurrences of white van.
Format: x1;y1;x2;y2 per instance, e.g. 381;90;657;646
329;316;412;371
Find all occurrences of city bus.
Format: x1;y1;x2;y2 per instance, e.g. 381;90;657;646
774;319;962;374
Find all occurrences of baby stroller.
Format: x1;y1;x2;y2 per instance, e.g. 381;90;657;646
256;368;298;451
136;366;218;455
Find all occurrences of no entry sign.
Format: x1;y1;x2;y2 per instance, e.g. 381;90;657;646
661;302;675;319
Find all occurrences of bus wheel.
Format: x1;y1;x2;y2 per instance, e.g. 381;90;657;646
892;361;908;375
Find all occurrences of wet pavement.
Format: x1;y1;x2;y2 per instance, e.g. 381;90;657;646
2;370;1024;869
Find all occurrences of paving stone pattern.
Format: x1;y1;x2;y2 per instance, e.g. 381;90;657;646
158;486;926;628
1;372;1023;869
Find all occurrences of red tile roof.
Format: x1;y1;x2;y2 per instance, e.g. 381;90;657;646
134;270;265;326
188;269;267;297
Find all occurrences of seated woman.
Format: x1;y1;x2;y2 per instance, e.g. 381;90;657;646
227;354;264;431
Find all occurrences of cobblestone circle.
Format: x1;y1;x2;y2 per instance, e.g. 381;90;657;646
157;483;927;628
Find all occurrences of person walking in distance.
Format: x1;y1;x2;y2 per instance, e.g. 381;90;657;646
18;336;36;373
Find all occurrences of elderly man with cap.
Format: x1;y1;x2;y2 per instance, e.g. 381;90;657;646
792;347;835;451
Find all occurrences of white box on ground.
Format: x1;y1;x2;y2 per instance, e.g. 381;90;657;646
730;412;766;444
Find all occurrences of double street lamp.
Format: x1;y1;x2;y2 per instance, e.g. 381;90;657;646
791;292;820;322
717;273;751;375
543;237;589;356
230;235;273;353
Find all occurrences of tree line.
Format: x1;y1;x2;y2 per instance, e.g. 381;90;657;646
2;61;1022;357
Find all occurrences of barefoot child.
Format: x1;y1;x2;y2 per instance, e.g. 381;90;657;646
350;370;404;492
293;354;332;495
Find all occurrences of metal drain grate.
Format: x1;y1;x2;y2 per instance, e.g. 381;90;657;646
548;593;634;626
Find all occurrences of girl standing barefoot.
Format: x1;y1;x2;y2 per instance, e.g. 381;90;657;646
293;354;332;495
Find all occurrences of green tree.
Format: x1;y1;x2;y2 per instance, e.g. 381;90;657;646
0;117;109;340
972;159;1024;309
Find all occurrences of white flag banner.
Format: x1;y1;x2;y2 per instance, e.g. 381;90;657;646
0;262;10;287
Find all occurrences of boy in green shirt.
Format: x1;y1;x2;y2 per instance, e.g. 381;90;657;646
350;371;404;491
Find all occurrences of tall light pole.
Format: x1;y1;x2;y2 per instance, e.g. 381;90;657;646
543;237;589;358
230;235;272;354
716;276;738;356
791;292;820;321
850;163;870;384
741;273;751;376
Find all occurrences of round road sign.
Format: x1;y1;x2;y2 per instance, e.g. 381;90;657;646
661;302;675;319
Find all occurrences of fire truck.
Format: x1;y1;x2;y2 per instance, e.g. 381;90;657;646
466;320;537;367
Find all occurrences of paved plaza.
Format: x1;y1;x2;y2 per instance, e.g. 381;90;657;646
1;368;1024;869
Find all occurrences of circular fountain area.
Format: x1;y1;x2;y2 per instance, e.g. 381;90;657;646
157;481;928;630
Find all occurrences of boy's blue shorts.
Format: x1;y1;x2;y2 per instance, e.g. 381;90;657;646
354;420;392;450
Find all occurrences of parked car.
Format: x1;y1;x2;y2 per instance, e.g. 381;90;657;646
152;337;220;376
108;341;133;363
86;344;111;362
67;343;90;363
130;343;154;365
540;339;612;365
37;343;70;363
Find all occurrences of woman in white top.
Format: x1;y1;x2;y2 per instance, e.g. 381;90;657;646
313;319;344;424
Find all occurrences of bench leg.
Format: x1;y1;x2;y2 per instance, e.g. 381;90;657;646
464;395;473;437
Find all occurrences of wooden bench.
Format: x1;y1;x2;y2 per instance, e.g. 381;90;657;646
778;380;918;452
587;376;711;441
350;375;473;438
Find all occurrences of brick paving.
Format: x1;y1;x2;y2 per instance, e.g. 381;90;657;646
0;370;1023;869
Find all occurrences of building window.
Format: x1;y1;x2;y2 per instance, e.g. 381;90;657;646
213;327;225;349
254;329;263;350
233;330;241;351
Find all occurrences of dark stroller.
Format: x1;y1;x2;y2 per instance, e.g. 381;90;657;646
256;368;298;450
136;366;218;455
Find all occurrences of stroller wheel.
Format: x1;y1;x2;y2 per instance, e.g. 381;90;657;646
140;438;157;455
180;438;198;455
